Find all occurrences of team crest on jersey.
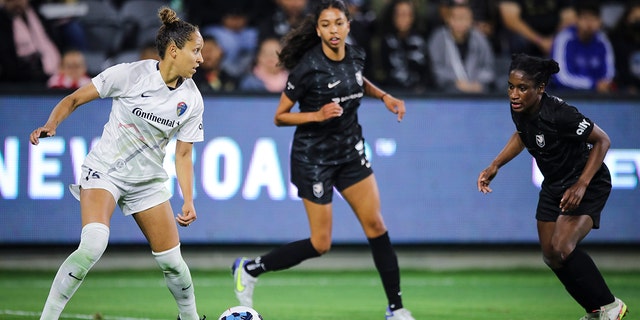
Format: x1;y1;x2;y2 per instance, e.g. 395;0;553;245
313;182;324;198
177;102;187;116
355;71;363;86
536;134;545;148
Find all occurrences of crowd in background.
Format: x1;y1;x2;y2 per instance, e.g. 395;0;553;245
1;0;639;96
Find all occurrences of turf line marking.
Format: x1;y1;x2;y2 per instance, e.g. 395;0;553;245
0;310;163;320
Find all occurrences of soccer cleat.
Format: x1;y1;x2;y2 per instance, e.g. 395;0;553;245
605;298;628;320
232;257;258;308
579;307;608;320
579;298;628;320
385;307;415;320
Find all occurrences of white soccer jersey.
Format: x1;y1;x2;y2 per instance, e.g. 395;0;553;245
84;60;204;183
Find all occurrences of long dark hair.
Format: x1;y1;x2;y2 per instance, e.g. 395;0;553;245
508;53;560;87
156;7;199;59
278;0;351;70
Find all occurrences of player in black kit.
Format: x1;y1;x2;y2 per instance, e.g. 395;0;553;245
231;1;414;319
477;53;628;320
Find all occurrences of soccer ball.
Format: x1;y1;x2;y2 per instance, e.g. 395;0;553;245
218;306;263;320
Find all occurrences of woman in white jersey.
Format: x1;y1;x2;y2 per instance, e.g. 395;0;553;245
29;7;205;320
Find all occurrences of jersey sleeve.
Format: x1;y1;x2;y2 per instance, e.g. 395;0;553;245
176;92;204;143
91;63;132;98
283;63;308;102
349;44;366;67
556;103;594;141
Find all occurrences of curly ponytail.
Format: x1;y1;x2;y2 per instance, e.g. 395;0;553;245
156;7;199;59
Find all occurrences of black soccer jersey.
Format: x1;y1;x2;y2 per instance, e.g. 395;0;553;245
284;43;367;165
511;93;595;184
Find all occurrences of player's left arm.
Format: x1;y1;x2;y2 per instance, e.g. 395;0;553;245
175;139;197;227
363;77;405;122
560;124;611;212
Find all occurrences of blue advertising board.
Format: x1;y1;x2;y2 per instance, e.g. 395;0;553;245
0;94;638;244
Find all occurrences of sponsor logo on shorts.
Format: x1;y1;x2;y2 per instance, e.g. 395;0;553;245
313;182;324;198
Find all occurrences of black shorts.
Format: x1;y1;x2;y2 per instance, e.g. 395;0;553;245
536;164;611;229
291;154;373;205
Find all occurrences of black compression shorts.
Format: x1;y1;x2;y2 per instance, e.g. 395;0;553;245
536;165;612;229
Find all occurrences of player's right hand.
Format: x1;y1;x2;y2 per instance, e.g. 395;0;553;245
477;166;498;194
30;127;55;145
317;102;343;121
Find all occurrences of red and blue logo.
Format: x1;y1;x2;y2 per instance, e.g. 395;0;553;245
176;102;187;116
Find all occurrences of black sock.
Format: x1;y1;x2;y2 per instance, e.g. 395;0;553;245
245;238;320;277
369;232;403;311
551;248;615;312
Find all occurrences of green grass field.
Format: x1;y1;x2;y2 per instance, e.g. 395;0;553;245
0;269;637;320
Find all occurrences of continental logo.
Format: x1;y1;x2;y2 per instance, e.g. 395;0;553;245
132;108;177;127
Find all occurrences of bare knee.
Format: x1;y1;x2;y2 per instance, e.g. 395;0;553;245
362;219;387;238
542;240;576;269
310;236;332;255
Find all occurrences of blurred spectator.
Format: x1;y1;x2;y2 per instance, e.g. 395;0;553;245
47;48;90;89
192;35;237;93
551;1;615;93
377;0;432;93
345;0;376;79
609;1;640;95
438;0;502;54
202;3;258;79
498;0;575;57
239;37;288;93
102;41;159;70
184;0;274;30
75;0;121;76
257;0;308;41
428;0;495;93
0;0;61;83
139;41;160;60
36;0;88;52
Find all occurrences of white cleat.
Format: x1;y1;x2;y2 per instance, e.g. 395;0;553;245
579;297;628;320
385;307;415;320
231;257;257;308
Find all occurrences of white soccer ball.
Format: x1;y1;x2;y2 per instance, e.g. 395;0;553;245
218;306;263;320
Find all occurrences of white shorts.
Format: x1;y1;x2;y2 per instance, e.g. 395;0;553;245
69;165;172;216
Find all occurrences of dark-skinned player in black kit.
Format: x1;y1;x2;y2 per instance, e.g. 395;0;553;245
477;53;628;320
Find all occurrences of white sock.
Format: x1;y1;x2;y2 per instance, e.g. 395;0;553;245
40;223;109;320
153;244;198;320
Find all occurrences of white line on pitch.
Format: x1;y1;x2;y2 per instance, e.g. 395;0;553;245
0;310;163;320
